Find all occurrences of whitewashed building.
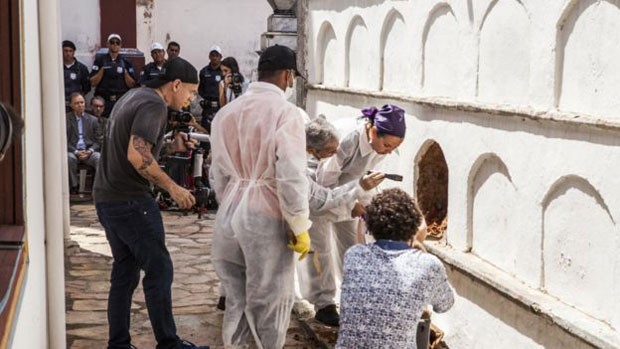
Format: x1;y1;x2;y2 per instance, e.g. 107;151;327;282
304;0;620;348
5;0;620;348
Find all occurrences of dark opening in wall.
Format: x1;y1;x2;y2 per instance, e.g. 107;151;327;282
416;142;448;239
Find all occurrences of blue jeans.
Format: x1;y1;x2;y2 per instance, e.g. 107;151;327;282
96;197;180;349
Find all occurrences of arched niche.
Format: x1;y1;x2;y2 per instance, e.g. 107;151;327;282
467;154;519;275
415;141;449;239
556;0;620;119
422;3;461;98
478;0;530;105
380;9;406;92
542;175;617;327
345;15;374;89
315;21;338;86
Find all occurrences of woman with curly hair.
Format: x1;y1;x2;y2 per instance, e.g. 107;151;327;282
337;188;454;348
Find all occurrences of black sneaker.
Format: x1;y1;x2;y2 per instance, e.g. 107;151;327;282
179;339;209;349
217;296;226;310
314;304;340;327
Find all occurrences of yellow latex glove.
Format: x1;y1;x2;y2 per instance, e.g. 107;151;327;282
287;231;311;260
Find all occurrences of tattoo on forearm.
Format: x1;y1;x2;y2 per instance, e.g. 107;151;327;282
132;136;154;171
131;135;170;187
132;136;160;183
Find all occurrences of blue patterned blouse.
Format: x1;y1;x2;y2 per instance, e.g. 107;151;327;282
337;241;454;348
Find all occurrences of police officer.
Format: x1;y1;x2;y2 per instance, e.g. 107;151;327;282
90;33;137;117
198;45;223;132
139;42;166;86
63;40;91;113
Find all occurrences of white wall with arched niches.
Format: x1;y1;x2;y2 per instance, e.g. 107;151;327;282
306;0;620;347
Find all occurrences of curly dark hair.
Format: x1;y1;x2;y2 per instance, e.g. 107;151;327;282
366;188;422;242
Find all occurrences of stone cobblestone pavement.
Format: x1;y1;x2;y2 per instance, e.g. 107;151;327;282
66;203;338;349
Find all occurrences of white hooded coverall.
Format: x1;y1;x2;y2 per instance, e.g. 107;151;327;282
305;124;385;309
298;155;366;310
210;82;311;349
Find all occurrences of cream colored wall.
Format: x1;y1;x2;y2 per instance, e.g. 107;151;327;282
306;0;620;347
60;0;100;68
11;0;48;347
136;0;272;81
60;0;272;80
11;0;68;348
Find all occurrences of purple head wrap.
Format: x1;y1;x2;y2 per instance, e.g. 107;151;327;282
361;104;406;138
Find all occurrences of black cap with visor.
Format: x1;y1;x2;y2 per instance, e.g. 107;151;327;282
258;45;305;79
144;57;199;88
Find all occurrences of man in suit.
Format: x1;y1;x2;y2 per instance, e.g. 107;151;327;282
67;92;100;194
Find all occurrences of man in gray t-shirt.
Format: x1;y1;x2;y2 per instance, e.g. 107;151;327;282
93;87;167;201
93;57;209;349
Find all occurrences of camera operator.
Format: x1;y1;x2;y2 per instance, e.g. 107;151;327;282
198;45;223;132
93;57;209;349
218;57;246;108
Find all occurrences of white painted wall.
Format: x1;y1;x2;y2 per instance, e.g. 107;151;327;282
60;0;100;68
11;0;69;348
306;0;620;347
558;0;620;119
422;5;462;98
136;0;272;82
59;0;272;81
477;0;530;105
11;0;48;345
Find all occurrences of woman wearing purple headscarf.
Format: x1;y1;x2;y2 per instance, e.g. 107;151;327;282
302;104;407;327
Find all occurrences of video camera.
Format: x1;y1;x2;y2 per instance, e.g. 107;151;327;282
169;109;193;124
155;146;218;217
156;109;217;217
166;109;210;144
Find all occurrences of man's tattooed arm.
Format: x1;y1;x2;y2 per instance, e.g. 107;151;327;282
127;134;196;209
132;136;156;179
127;135;176;191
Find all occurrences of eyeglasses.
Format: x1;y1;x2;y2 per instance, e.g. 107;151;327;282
109;40;121;45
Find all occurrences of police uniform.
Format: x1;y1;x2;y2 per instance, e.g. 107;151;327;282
90;54;136;117
139;62;165;86
198;64;222;128
64;59;91;112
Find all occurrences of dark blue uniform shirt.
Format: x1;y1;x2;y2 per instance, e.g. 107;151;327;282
90;54;136;97
64;60;91;102
198;64;222;101
139;62;164;85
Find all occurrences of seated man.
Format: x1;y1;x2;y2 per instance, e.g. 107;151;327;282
88;95;107;147
66;92;100;194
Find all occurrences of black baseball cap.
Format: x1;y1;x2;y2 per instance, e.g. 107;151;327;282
144;57;198;88
62;40;76;51
258;45;305;79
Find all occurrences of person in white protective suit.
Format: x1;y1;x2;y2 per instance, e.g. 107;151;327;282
312;104;407;326
209;45;312;349
305;117;385;213
296;117;386;324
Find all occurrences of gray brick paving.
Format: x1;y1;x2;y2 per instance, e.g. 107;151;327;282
66;203;337;349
